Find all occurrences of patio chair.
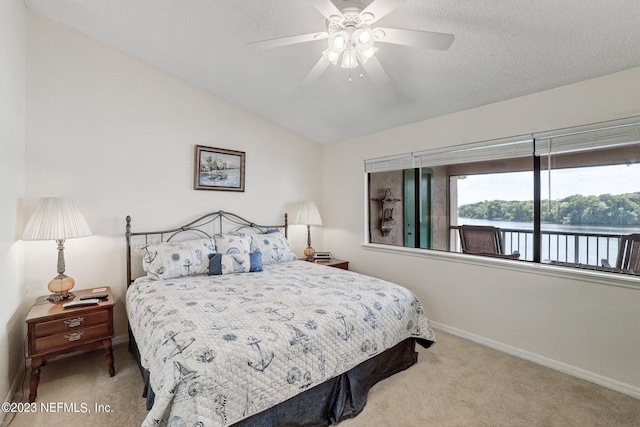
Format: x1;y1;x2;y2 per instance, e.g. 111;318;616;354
459;225;520;259
601;233;640;272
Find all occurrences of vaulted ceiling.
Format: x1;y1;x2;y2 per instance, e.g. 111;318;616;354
25;0;640;144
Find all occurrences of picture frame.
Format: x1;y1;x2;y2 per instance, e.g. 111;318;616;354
194;145;245;192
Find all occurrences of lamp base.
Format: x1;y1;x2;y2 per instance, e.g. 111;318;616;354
304;246;316;261
47;274;76;303
47;292;76;303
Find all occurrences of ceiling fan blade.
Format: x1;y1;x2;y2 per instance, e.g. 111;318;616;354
310;0;344;20
303;57;331;85
249;32;328;49
362;56;389;85
375;27;454;50
361;0;406;23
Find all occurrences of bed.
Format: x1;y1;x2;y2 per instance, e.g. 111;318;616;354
125;210;435;426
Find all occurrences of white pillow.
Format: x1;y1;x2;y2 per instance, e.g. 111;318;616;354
214;233;252;255
250;231;297;264
136;238;215;280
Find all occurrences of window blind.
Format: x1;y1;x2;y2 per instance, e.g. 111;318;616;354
364;153;415;173
414;135;533;168
364;115;639;173
534;116;640;156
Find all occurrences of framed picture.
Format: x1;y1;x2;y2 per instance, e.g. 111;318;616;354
194;145;245;192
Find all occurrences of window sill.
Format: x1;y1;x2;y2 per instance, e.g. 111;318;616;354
361;243;640;290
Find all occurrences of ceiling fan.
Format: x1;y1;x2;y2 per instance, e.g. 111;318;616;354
249;0;455;85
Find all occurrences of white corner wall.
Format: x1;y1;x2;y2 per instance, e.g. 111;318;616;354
323;67;640;396
24;11;324;340
0;0;27;410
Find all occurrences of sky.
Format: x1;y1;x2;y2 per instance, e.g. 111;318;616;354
456;163;639;206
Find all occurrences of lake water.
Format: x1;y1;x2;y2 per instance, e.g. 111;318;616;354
458;217;640;265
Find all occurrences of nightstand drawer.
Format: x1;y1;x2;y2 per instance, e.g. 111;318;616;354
34;310;110;337
34;323;110;354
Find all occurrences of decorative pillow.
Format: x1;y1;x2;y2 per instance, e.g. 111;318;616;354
250;231;298;264
214;233;252;255
208;252;263;275
136;238;216;280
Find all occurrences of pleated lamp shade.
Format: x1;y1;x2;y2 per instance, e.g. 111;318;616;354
23;198;92;241
295;201;323;226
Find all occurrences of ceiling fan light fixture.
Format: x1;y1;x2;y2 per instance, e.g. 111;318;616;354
358;46;378;63
354;28;373;48
329;31;348;51
341;48;358;69
322;47;340;65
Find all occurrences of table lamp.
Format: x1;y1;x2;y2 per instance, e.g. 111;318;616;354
295;201;323;260
22;198;92;302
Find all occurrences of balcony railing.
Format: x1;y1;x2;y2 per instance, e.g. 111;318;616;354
451;226;627;267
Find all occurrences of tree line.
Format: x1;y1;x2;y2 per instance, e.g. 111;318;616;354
458;192;640;225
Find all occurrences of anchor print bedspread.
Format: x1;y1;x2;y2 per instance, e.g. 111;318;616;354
126;260;436;426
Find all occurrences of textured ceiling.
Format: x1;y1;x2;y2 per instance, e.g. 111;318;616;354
25;0;640;144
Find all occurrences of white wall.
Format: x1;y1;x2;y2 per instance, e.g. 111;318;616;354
0;0;27;409
24;12;324;341
323;67;640;395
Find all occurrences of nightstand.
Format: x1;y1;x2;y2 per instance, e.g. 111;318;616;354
25;287;115;402
308;258;349;270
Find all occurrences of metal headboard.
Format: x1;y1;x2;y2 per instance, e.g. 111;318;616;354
125;210;288;286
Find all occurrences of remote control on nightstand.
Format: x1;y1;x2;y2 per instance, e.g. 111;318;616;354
80;294;108;300
63;299;100;308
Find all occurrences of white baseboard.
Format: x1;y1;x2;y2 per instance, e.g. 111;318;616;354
0;360;26;427
431;322;640;400
112;333;128;346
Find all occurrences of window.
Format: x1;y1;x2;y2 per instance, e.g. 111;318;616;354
454;170;533;256
367;167;432;249
364;116;640;276
534;117;640;268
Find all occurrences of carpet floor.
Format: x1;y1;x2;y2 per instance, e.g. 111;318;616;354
5;330;639;426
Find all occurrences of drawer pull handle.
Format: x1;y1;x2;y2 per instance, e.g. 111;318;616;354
64;331;85;342
64;317;85;328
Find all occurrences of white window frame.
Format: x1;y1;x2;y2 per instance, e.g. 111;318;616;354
362;116;640;289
